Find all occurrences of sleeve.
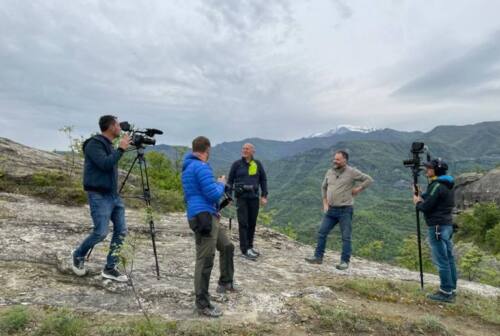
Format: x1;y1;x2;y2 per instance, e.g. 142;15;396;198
227;161;237;196
416;183;441;213
85;139;123;172
258;161;268;197
352;168;373;190
321;170;329;199
196;163;225;202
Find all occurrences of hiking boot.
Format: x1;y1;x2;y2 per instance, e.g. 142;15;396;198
427;290;455;303
71;250;87;276
241;252;257;261
305;256;323;264
335;261;350;270
197;304;223;318
247;249;259;258
248;248;260;256
102;267;129;283
216;282;241;294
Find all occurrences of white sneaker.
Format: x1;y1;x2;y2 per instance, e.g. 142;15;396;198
102;268;129;283
249;248;260;256
247;249;259;258
71;250;87;276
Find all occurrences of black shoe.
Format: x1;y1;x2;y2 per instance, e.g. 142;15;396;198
71;250;87;276
197;304;223;318
241;252;257;261
216;282;241;294
427;290;455;303
305;256;323;264
102;267;128;283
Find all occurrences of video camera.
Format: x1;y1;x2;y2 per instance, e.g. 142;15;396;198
119;121;163;147
403;142;426;169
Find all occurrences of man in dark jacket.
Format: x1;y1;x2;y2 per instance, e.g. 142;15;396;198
413;158;457;303
227;143;268;260
182;136;236;318
71;115;130;282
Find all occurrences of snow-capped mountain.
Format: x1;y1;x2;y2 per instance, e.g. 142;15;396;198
307;125;379;138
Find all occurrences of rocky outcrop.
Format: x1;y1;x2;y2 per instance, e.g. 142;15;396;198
0;137;79;177
455;168;500;209
0;192;498;321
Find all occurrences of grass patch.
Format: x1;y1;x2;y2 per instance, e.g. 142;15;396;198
410;315;453;336
0;305;31;334
0;170;87;206
321;277;500;325
310;302;372;333
36;309;87;336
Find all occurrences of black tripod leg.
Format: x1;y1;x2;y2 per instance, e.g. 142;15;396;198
119;155;139;194
139;157;161;280
414;179;425;290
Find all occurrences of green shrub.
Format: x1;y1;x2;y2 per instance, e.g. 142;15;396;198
0;306;30;334
36;309;87;336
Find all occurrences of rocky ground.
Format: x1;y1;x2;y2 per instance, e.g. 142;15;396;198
1;192;499;335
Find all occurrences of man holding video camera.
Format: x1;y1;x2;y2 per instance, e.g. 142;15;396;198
413;158;457;303
227;143;268;261
71;115;130;282
182;136;236;318
305;150;373;270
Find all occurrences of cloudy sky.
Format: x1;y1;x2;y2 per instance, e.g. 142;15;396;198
1;0;500;150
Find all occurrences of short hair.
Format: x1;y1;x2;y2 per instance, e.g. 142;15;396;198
99;115;117;132
192;136;211;153
335;150;349;162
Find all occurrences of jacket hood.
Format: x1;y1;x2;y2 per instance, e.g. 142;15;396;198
437;175;454;189
182;153;202;172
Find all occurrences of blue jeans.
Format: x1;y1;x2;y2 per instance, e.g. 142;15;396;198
75;192;127;269
314;206;353;262
428;225;457;293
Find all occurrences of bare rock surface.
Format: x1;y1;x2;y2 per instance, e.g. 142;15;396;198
0;192;498;323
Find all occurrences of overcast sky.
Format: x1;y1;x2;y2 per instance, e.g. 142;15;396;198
1;0;500;150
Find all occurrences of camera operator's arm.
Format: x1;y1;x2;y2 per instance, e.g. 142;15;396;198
257;160;268;204
196;164;225;203
85;135;129;172
321;172;329;212
415;183;440;213
352;168;373;196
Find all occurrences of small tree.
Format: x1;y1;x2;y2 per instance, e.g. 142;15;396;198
358;240;385;261
458;243;484;281
396;235;434;273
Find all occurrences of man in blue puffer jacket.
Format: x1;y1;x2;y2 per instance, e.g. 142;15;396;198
182;136;236;318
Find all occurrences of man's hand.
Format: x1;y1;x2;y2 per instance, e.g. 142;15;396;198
323;199;329;213
413;195;423;205
119;133;130;151
261;196;268;206
412;184;421;196
217;175;226;184
352;186;363;196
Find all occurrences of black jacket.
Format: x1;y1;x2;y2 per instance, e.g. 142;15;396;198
416;175;455;227
227;158;268;199
82;135;124;194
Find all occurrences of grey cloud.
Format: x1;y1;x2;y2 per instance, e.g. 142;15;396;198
331;0;353;19
393;30;500;99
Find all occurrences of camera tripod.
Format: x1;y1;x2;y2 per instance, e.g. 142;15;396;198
117;146;161;279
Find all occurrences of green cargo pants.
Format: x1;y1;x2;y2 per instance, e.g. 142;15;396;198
190;215;234;309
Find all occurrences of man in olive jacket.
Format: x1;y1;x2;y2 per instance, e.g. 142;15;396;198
305;150;373;270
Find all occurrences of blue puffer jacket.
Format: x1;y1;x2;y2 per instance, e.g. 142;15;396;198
181;153;225;220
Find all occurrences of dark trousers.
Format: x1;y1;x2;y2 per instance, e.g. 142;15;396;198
236;197;260;254
191;216;234;309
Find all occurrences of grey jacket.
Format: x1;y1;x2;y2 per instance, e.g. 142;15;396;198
321;165;373;206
